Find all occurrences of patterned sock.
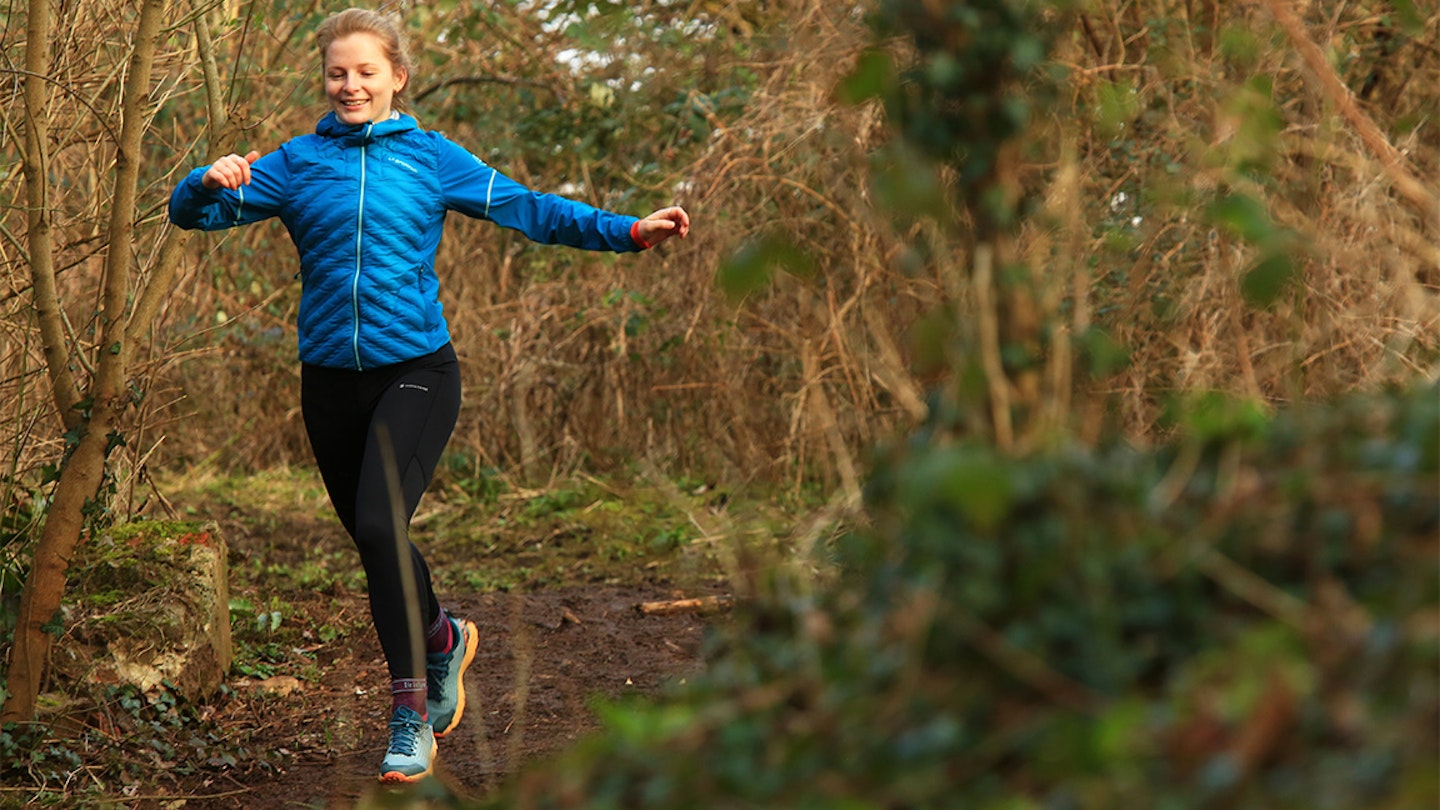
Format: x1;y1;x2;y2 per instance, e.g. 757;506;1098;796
392;678;427;718
424;609;452;655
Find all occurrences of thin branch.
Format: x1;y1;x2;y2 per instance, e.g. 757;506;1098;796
414;75;563;103
974;244;1014;450
190;0;226;133
0;68;121;147
225;0;258;109
1264;0;1440;225
98;0;169;396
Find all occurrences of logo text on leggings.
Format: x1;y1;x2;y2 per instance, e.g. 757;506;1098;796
398;383;430;392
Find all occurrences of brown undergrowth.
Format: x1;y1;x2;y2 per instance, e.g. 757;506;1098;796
0;1;1434;503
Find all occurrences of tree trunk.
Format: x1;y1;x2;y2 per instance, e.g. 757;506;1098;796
1;399;123;724
2;0;171;725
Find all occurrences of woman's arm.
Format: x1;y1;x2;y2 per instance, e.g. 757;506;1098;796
169;149;289;231
436;136;685;252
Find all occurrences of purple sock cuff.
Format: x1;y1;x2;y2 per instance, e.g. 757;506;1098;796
425;608;453;654
425;609;449;640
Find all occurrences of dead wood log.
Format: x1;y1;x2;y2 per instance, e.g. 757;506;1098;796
636;596;734;616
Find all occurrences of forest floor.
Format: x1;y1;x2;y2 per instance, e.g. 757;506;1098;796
6;466;776;809
181;586;712;809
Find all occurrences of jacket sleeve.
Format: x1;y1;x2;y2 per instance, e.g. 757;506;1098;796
435;136;641;252
168;149;290;231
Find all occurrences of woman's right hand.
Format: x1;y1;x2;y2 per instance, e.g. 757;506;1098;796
201;151;262;190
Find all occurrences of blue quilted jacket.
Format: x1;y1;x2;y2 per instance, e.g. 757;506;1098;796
169;112;643;370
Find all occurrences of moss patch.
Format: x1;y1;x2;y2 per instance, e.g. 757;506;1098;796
56;520;233;699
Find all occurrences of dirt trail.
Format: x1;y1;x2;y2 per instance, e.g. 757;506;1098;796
178;586;710;808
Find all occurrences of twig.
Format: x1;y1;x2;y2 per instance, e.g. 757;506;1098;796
953;608;1102;713
125;788;253;801
414;75;560;103
1264;0;1439;224
636;595;735;616
1192;546;1314;633
0;68;122;145
974;244;1015;450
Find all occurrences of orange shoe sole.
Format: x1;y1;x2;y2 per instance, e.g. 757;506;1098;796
377;739;437;783
433;619;479;738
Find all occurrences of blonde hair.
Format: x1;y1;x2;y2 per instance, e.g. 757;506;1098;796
316;9;416;106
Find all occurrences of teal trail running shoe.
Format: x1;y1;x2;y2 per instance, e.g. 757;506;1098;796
426;616;479;737
377;705;436;783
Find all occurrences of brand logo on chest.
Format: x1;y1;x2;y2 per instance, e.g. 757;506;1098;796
385;156;419;174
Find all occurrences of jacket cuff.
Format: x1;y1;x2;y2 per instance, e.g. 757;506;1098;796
630;220;651;250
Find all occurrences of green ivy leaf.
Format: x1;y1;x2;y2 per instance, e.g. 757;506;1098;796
1080;326;1131;378
1176;390;1271;443
836;48;896;104
922;448;1013;533
871;145;949;223
41;609;64;637
1241;252;1296;309
1094;79;1139;139
1207;192;1273;244
1390;0;1423;34
717;234;814;300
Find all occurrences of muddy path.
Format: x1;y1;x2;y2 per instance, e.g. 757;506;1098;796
126;472;729;808
173;585;710;808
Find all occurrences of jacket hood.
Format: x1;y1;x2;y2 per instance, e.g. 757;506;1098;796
315;111;419;144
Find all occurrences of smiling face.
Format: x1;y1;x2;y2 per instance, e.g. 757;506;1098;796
324;32;407;125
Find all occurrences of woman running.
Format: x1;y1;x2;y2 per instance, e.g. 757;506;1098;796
168;7;690;783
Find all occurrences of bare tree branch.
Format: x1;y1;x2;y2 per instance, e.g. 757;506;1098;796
20;0;83;430
1264;0;1439;226
191;0;226;132
414;75;564;104
0;68;122;146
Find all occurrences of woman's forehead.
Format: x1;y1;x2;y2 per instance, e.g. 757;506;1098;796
325;33;390;67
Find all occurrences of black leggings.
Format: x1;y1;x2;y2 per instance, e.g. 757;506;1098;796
301;343;461;680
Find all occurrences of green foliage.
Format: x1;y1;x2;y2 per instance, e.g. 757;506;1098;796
0;684;262;802
0;722;83;790
718;231;817;300
854;0;1068;236
1204;190;1302;309
479;383;1438;809
422;476;727;593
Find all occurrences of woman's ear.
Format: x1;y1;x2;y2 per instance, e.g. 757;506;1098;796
395;68;408;94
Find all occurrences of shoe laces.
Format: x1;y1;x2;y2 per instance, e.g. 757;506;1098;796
387;708;423;756
426;625;459;693
426;653;451;697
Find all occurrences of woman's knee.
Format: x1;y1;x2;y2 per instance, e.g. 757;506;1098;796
351;510;404;565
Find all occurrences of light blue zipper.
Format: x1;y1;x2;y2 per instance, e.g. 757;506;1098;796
350;123;373;370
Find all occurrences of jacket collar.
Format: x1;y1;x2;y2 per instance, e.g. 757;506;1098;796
315;111;419;144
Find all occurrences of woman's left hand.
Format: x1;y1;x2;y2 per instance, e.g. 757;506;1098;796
633;207;691;248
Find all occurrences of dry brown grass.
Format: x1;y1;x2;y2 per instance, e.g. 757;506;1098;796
0;0;1435;504
1066;0;1439;436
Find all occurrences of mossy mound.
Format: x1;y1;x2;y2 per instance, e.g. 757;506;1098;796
54;521;232;700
